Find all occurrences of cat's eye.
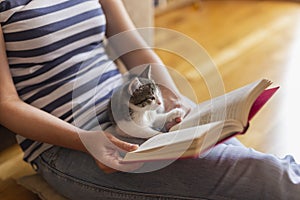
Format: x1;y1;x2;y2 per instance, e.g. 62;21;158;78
147;97;155;103
147;99;153;103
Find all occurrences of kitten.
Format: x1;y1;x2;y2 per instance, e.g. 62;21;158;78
108;65;185;139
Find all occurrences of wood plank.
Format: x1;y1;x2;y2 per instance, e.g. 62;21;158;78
0;145;38;199
0;179;39;200
0;145;35;180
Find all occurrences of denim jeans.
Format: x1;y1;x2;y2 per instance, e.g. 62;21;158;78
32;137;300;200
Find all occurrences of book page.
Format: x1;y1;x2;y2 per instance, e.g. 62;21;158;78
123;119;243;162
133;122;218;152
171;79;271;131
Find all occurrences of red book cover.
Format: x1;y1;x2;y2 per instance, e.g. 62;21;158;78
248;87;280;121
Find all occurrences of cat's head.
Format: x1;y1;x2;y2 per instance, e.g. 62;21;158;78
128;65;163;111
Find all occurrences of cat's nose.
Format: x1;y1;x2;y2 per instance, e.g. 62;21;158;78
157;100;161;105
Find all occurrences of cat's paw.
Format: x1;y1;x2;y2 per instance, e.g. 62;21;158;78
167;108;185;122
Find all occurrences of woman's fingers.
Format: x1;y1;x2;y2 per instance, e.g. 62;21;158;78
92;132;143;173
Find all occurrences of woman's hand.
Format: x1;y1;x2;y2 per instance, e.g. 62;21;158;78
159;85;191;131
90;132;143;173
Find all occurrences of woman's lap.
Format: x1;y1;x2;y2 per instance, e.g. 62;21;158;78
33;138;300;200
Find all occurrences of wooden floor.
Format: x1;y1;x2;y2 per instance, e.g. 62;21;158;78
0;145;39;199
1;0;300;199
155;0;300;161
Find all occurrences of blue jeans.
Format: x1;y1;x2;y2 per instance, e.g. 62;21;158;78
32;137;300;200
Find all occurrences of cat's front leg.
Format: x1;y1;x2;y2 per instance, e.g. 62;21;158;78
153;108;185;129
165;108;185;123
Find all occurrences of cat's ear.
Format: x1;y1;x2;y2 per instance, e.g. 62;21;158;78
139;65;151;79
128;77;142;96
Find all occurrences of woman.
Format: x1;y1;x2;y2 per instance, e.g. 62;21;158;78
1;0;299;199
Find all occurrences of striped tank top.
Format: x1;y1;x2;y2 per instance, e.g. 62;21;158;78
0;0;123;162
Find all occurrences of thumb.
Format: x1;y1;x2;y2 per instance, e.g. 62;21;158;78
104;132;139;152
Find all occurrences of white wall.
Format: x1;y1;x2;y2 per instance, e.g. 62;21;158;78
122;0;154;45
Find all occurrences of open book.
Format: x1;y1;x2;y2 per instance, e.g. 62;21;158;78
122;79;279;163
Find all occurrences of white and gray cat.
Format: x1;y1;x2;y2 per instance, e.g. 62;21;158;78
108;65;185;139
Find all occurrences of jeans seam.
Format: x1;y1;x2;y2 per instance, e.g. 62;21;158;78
38;155;211;200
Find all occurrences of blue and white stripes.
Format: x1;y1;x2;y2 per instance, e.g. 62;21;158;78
1;0;122;162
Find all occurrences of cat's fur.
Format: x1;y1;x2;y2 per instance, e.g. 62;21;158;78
108;65;184;139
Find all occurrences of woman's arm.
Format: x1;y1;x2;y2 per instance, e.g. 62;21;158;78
99;0;181;95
